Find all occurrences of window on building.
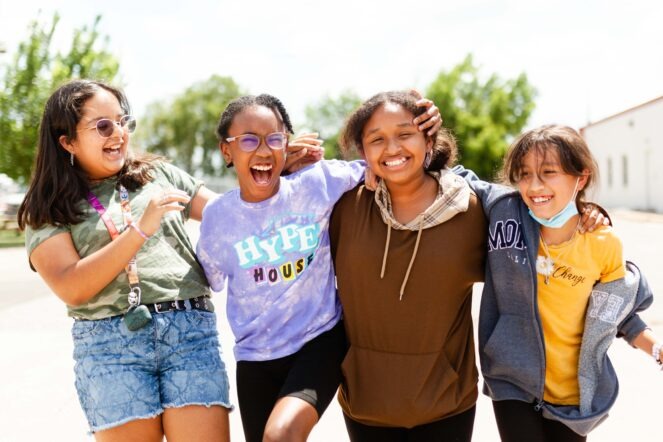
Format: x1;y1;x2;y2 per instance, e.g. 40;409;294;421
622;155;628;187
607;157;612;188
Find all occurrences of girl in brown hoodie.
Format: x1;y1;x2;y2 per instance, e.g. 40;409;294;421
330;91;487;441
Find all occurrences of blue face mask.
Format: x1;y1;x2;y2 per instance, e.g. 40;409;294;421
528;178;580;228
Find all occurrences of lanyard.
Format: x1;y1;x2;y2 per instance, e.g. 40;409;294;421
87;184;142;305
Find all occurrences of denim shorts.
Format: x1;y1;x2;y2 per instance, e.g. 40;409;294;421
72;308;232;433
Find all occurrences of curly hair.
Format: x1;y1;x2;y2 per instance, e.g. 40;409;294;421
339;90;457;171
216;94;294;141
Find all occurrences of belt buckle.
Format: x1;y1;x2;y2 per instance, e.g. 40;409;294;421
154;302;165;314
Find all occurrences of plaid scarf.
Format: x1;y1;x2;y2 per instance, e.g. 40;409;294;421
374;168;471;231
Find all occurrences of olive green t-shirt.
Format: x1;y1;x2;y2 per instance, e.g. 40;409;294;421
26;162;211;320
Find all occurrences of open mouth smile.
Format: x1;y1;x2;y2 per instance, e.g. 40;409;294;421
531;195;552;204
383;156;408;168
250;164;274;185
102;144;123;158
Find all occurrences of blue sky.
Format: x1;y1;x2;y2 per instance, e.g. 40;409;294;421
1;0;662;131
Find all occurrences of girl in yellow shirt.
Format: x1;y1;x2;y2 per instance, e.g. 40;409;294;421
479;124;662;441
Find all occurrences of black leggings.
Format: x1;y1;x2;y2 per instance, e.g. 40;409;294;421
343;406;475;442
492;400;587;442
236;322;347;442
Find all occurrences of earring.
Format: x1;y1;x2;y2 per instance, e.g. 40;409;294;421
70;152;74;167
423;150;432;169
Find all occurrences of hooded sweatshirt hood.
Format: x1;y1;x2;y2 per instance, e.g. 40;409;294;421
374;168;471;299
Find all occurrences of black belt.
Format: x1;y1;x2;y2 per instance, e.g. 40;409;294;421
145;296;213;314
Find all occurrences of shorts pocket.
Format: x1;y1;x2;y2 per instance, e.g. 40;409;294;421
183;309;217;328
71;317;117;340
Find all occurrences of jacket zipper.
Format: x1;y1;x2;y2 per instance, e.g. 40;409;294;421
524;203;548;403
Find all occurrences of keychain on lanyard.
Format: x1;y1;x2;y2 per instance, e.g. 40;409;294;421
88;184;152;331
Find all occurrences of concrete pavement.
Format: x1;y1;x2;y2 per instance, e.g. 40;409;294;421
0;210;661;441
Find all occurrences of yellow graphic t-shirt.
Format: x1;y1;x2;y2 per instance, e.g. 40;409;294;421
537;226;625;405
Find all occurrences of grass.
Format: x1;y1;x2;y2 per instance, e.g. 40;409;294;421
0;228;24;248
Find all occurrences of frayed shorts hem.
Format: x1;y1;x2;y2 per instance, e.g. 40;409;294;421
88;402;235;434
89;411;162;434
162;400;235;413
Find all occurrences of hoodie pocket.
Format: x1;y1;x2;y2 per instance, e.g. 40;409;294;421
340;345;470;428
482;314;542;393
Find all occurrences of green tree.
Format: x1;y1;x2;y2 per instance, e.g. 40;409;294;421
0;14;119;184
303;90;362;159
137;75;243;176
426;55;536;179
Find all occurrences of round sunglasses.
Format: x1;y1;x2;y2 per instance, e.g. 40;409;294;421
79;115;137;138
225;132;288;152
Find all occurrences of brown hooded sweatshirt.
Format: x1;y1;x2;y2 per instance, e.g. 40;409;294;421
330;170;487;428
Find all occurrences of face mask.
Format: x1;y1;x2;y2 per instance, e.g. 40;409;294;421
528;178;580;228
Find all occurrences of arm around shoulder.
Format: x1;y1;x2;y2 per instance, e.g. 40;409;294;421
451;165;512;209
189;185;218;222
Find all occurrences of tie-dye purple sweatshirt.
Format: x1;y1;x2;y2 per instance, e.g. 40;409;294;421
197;160;364;361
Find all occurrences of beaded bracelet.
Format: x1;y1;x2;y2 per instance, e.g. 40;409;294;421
129;223;151;240
652;342;663;369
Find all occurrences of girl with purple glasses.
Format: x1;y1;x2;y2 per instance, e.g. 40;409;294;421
196;93;440;442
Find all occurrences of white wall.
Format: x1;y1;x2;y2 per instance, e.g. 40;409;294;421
582;98;663;213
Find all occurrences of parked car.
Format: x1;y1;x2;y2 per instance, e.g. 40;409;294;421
0;193;24;230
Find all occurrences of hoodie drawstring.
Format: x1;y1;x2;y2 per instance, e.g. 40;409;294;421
399;215;424;300
380;218;392;279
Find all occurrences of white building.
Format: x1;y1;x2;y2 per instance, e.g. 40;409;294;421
581;96;663;213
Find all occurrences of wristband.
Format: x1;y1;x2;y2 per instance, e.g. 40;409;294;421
129;223;151;240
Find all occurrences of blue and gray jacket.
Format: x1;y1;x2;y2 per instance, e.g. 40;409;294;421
456;167;653;436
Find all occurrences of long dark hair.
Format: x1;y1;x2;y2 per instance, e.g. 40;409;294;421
340;90;457;171
18;79;162;230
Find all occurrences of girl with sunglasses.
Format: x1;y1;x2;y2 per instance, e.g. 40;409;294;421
18;79;232;441
196;93;440;442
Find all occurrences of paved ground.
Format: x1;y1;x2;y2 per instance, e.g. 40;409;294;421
0;210;661;441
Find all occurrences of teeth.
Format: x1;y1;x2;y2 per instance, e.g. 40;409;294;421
532;196;551;203
251;164;272;171
384;157;406;167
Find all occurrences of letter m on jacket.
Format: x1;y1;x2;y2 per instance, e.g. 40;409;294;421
488;219;524;251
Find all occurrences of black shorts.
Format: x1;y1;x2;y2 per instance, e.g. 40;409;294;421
236;321;347;442
343;406;476;442
492;400;587;442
